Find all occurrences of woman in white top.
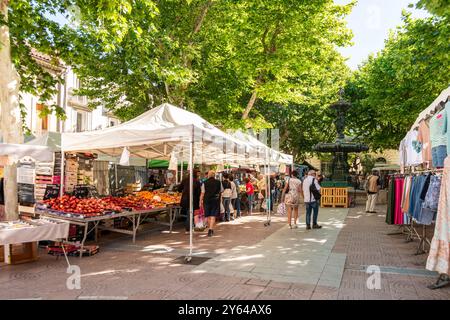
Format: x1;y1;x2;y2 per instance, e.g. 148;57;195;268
282;171;302;228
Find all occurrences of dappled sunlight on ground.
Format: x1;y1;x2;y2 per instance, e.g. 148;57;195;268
219;254;265;262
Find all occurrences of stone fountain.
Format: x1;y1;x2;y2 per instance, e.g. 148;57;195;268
312;89;368;184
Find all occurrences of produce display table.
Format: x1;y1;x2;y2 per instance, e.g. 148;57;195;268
40;205;181;258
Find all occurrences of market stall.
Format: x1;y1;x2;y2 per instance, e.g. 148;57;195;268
392;86;450;289
2;104;293;262
56;103;258;260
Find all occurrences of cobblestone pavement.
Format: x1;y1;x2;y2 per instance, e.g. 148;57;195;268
0;205;449;300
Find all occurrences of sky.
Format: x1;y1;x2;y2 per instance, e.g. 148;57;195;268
334;0;430;70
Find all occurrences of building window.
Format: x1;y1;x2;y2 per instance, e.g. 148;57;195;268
376;157;387;164
110;120;116;127
76;111;87;132
36;104;48;131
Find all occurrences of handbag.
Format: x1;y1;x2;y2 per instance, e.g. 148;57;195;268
223;188;232;198
277;202;286;215
261;200;267;210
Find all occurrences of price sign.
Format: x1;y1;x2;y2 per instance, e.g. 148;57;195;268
44;184;60;200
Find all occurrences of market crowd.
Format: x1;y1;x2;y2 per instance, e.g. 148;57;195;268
176;169;324;237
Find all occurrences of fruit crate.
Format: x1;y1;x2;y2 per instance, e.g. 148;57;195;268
333;187;348;208
320;187;334;208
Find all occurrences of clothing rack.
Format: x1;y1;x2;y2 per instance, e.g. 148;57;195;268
387;171;438;255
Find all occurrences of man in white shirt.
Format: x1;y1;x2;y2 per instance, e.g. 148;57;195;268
302;170;322;230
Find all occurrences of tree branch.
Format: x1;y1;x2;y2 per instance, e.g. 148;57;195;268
261;27;269;53
242;90;258;121
269;21;282;53
192;0;213;37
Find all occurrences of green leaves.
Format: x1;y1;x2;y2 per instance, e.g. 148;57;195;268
7;0;352;160
345;14;450;151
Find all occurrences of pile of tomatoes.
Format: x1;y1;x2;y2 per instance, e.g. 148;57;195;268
43;196;122;216
43;192;181;218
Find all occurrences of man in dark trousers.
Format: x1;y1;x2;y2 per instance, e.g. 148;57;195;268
200;170;223;237
177;170;201;233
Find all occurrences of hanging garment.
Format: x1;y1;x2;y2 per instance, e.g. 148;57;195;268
386;177;395;225
394;177;405;225
408;176;418;218
419;175;442;225
417;119;432;165
399;138;407;172
430;110;448;168
401;176;412;214
412;174;431;221
444;101;450;151
405;130;423;166
426;157;450;275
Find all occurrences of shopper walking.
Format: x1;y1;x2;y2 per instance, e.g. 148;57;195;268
365;171;381;213
177;170;201;233
244;177;255;215
257;174;266;212
200;170;223;237
282;171;302;228
270;174;276;211
302;170;322;230
221;173;233;222
229;174;238;220
233;176;242;218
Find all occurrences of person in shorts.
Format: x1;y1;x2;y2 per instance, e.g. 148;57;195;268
200;170;223;237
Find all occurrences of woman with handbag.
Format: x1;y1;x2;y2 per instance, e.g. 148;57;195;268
282;171;302;229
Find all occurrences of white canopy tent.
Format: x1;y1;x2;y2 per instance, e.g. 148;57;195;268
26;131;61;152
57;103;295;259
61;103;250;164
0;143;53;162
59;103;279;260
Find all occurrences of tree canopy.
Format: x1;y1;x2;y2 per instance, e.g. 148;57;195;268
8;0;449;160
345;11;450;151
5;0;354;132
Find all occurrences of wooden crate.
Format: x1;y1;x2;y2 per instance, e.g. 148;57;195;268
7;242;39;265
333;187;348;208
321;187;334;208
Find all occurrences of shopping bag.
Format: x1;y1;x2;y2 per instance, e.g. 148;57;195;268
277;203;286;215
258;192;264;200
261;200;267;210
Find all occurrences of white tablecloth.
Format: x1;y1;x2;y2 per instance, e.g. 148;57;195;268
0;220;69;245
